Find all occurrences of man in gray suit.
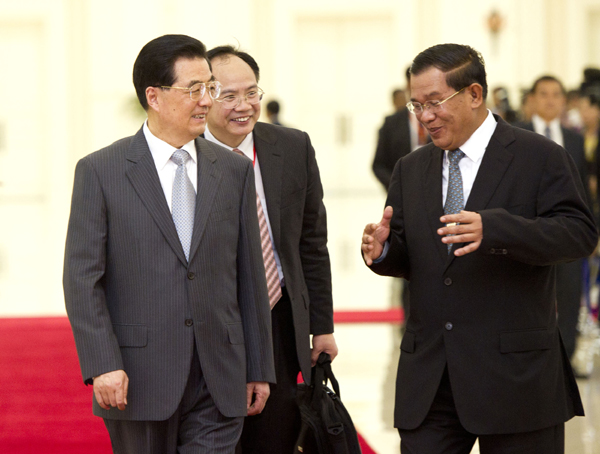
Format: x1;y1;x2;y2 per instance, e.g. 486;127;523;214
63;34;275;453
204;46;337;454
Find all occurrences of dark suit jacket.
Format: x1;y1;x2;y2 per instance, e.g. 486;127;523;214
64;128;276;421
518;122;588;201
372;108;413;190
370;116;597;434
253;122;334;383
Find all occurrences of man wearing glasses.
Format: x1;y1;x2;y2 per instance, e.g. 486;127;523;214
64;34;275;453
362;43;597;453
204;46;337;454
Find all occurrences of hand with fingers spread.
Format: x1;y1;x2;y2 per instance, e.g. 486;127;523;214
246;381;270;416
437;210;483;256
362;206;394;265
93;369;129;411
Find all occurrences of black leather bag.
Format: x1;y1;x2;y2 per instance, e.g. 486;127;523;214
294;353;362;454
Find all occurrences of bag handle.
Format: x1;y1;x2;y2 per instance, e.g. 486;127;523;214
310;352;341;408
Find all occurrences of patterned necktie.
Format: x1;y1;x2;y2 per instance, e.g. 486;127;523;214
444;149;465;254
171;149;196;262
233;148;282;308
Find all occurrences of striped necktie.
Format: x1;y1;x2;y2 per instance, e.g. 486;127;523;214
233;148;282;308
444;149;465;254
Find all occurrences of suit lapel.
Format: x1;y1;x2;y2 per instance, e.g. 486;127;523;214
125;128;188;266
445;117;515;269
253;124;283;249
423;147;448;264
188;138;221;263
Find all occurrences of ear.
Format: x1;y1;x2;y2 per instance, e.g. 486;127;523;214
468;84;484;108
146;86;160;113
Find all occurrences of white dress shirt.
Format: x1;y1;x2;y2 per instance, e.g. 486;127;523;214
532;114;564;147
143;121;198;212
376;110;497;261
204;127;285;284
442;109;497;206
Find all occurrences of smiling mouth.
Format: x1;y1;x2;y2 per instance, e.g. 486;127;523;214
232;116;251;123
192;114;206;120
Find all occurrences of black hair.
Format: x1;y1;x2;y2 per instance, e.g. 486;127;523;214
530;75;566;96
266;100;280;114
207;45;260;82
410;43;488;100
133;34;208;111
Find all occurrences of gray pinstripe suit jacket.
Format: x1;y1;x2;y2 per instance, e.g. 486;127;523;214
63;127;276;421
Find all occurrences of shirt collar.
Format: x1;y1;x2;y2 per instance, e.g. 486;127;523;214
204;128;254;160
532;114;561;133
143;120;197;170
446;109;497;164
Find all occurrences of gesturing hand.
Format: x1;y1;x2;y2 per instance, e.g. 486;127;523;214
438;210;483;256
362;206;393;265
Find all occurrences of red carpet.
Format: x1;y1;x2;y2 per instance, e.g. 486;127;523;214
0;317;111;453
0;316;378;453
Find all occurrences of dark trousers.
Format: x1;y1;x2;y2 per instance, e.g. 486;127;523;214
398;368;565;454
238;289;301;454
104;345;243;454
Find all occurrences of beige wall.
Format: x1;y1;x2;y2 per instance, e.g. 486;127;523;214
0;0;599;315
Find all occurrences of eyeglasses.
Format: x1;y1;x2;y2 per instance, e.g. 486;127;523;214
159;81;222;101
214;88;264;109
406;87;468;115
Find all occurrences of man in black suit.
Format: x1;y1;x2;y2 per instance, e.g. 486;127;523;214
373;68;429;319
519;75;588;364
204;46;337;454
64;35;276;453
362;44;597;453
372;67;429;190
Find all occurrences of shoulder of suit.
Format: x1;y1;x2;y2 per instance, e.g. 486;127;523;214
83;133;137;163
383;109;407;125
254;121;309;146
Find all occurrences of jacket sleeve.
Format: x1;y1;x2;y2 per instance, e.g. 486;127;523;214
372;117;394;190
368;158;411;279
236;161;276;383
63;157;124;384
479;144;598;266
299;132;335;336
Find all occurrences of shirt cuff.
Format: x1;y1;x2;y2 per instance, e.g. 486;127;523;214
372;241;390;264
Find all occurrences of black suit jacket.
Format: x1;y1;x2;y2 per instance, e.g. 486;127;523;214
372;108;413;190
518;122;588;201
253;122;334;383
370;116;597;433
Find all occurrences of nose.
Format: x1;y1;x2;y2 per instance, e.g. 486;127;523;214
419;107;435;123
199;90;212;107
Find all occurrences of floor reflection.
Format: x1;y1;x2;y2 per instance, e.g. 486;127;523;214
334;324;600;454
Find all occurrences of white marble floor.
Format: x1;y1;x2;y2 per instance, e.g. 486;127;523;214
332;323;600;454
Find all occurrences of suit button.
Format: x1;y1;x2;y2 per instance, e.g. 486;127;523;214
501;249;508;255
489;248;496;254
187;272;195;280
444;278;452;286
445;322;453;331
185;319;193;327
